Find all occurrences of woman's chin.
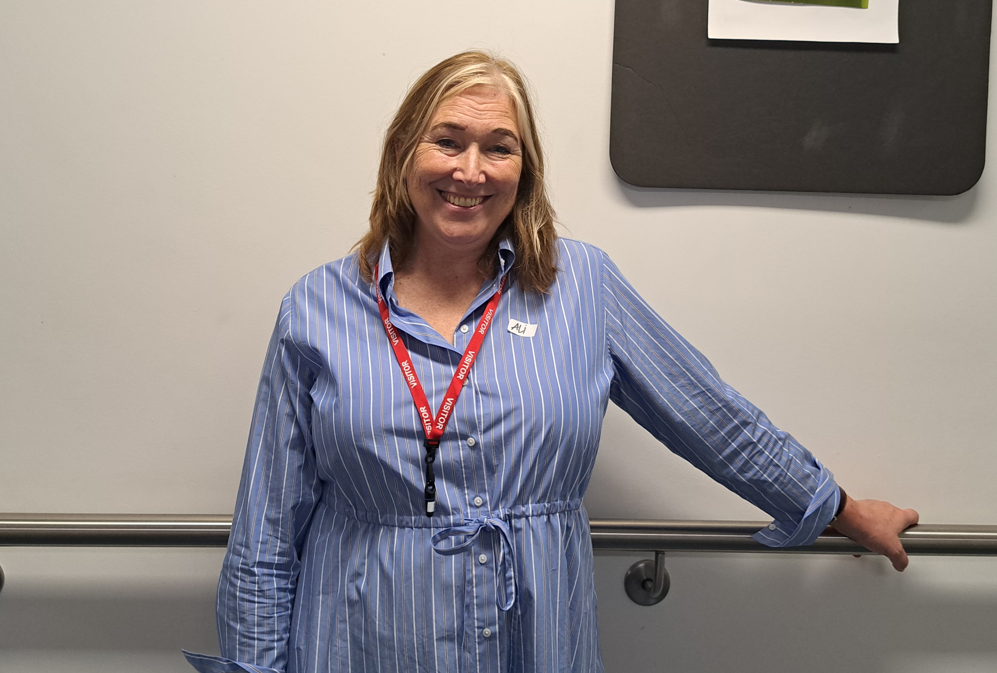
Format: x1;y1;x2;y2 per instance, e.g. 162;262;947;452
416;219;504;254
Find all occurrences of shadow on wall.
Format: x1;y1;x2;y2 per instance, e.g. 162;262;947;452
1;557;995;672
613;176;980;226
596;552;997;673
0;589;217;653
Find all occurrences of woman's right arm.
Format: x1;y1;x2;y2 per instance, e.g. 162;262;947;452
185;291;323;673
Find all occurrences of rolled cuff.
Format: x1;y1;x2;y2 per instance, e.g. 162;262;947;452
182;650;282;673
751;461;839;548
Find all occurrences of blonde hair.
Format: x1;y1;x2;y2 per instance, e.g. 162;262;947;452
354;50;558;293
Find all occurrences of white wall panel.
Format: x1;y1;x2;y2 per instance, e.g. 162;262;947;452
2;1;995;671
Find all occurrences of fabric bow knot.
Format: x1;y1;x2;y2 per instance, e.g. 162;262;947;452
430;516;516;611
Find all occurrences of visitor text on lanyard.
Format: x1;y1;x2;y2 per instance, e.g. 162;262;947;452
375;268;506;516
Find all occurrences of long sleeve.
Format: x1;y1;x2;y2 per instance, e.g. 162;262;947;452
600;252;840;547
185;291;323;673
187;239;838;673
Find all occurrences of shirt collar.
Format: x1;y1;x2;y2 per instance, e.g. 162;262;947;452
375;238;397;303
375;237;516;303
496;238;515;277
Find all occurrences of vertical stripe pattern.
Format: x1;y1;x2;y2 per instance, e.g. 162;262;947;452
184;238;838;673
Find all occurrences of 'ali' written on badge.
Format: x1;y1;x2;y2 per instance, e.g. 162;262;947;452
507;319;538;338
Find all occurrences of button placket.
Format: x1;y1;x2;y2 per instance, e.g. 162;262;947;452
475;535;496;644
459;408;488;525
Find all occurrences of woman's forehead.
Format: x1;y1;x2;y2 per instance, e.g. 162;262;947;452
430;85;519;137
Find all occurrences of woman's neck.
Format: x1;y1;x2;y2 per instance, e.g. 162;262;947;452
397;233;491;300
392;233;493;344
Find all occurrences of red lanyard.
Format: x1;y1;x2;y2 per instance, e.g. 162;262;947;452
375;267;506;516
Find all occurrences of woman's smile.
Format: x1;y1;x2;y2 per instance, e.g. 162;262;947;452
406;84;523;252
439;190;490;208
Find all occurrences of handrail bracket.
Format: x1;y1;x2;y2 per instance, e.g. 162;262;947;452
624;550;670;606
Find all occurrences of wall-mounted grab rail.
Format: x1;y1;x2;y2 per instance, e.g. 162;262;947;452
588;519;997;556
4;514;997;604
4;514;997;555
588;519;997;604
0;513;231;547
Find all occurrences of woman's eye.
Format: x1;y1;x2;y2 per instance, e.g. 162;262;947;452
435;138;458;150
490;145;512;155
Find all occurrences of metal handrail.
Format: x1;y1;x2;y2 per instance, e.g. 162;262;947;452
589;519;997;556
0;514;997;556
0;513;231;547
3;514;997;555
4;514;996;604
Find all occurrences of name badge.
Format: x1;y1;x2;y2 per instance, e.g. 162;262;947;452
507;319;537;338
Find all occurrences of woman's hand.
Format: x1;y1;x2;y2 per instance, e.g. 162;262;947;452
829;493;920;571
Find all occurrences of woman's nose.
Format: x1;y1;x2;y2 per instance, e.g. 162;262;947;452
453;146;486;185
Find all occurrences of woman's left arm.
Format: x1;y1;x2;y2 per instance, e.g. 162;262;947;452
598;249;917;558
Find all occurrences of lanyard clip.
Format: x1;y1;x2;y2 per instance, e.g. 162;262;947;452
424;439;440;517
424;483;437;516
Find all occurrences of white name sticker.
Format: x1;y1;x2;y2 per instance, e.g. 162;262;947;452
507;319;537;338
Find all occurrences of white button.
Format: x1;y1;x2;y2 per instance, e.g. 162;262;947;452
482;628;492;638
478;554;487;564
463;378;470;387
466;437;476;447
473;496;484;507
768;523;777;531
460;325;469;334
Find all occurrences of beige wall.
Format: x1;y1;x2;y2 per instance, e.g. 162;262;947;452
2;2;996;671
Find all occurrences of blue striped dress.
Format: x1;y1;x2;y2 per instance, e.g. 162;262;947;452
184;237;839;673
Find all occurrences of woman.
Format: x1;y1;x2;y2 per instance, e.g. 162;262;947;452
185;51;917;673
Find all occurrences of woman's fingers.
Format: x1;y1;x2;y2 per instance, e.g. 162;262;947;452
902;507;920;528
830;496;919;572
885;537;909;571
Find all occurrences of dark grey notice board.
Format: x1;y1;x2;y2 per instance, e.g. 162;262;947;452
610;0;993;195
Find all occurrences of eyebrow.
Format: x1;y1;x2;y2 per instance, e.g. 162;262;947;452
430;121;520;143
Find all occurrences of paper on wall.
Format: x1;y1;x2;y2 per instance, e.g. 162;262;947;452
708;0;899;43
762;0;867;8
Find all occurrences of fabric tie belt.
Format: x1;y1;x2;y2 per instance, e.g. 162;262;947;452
431;516;516;611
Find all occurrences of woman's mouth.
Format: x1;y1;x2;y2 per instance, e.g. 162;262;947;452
440;191;488;208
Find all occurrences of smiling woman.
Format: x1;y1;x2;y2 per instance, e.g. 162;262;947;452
183;50;916;673
407;86;523;260
394;85;526;341
357;50;558;296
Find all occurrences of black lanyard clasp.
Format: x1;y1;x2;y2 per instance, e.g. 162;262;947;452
424;439;440;517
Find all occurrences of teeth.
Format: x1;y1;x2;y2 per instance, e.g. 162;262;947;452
443;192;485;208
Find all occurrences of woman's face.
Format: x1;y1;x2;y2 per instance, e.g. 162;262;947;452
406;84;523;257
